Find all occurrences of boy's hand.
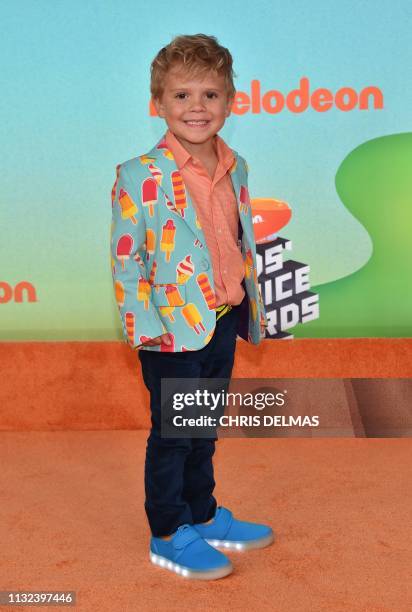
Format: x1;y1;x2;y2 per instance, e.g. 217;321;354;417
140;333;172;347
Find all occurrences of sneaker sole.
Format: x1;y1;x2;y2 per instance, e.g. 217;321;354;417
205;530;275;551
150;552;233;580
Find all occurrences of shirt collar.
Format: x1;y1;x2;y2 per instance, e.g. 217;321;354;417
165;128;235;173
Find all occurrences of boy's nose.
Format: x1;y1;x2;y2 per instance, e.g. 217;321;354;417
188;98;207;110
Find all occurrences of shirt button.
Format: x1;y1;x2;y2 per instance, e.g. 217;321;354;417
218;229;222;234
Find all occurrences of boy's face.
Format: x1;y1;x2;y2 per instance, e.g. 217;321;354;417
153;65;234;151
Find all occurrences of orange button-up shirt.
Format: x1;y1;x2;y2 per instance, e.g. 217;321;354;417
165;129;245;307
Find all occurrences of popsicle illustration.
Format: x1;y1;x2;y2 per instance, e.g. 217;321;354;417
196;273;216;310
139;155;155;165
171;171;188;217
142;177;158;217
250;297;257;321
160;219;176;262
111;164;121;207
145;229;156;261
165;193;178;215
149;260;157;285
194;238;203;249
119;188;138;224
125;312;135;345
239;185;251;214
156;138;174;159
176;255;194;284
159;306;175;322
148;163;163;186
182;303;205;335
244;248;253;278
165;284;184;306
195;216;202;229
137;277;151;310
116;234;134;270
114;280;125;307
133;252;145;269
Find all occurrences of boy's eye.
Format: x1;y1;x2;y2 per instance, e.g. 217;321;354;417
174;92;218;99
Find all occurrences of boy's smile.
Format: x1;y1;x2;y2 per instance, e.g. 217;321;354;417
153;67;234;159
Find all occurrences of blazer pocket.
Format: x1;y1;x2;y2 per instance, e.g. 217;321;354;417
151;283;187;307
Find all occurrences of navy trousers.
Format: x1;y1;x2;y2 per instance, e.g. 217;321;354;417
138;303;241;537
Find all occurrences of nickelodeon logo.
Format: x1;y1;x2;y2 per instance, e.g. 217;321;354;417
149;77;383;115
0;281;37;303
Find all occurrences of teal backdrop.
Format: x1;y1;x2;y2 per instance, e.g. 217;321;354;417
1;0;411;339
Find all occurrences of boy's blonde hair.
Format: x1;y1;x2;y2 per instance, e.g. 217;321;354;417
150;34;237;102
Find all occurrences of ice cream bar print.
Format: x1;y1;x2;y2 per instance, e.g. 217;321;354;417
159;306;175;322
125;312;135;345
171;171;188;218
116;234;134;270
239;185;250;214
244;248;253;278
250;297;257;321
160;219;176;262
114;280;125;307
148;163;163;186
196;273;216;309
139;154;155;165
133;252;145;269
156;139;174;160
165;193;178;215
142;177;158;217
149;260;157;285
137;277;151;310
165;285;184;307
145;229;156;261
182;303;205;335
111;164;121;207
119;188;138;224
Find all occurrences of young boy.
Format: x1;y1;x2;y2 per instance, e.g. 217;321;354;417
110;34;273;580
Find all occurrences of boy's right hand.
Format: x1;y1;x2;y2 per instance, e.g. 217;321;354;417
140;333;172;347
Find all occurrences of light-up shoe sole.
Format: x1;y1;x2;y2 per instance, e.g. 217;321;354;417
150;551;233;580
205;530;275;551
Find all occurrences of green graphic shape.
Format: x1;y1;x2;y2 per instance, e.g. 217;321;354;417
295;132;412;338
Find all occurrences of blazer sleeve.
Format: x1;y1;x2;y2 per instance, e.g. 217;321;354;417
243;156;268;329
110;162;166;349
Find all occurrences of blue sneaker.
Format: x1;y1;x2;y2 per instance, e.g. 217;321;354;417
193;506;275;551
150;524;233;580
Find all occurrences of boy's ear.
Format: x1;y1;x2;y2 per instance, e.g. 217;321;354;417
152;96;165;118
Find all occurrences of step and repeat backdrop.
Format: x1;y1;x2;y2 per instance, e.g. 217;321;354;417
1;1;411;341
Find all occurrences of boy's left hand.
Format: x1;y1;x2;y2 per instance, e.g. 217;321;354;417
260;323;266;337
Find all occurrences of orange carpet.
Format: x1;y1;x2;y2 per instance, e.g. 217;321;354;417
1;339;411;611
1;339;411;430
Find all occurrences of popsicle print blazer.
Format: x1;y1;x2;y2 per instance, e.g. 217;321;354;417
110;132;267;352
